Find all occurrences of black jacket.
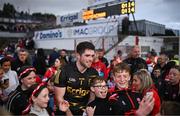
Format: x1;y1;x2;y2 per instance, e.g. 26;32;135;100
6;85;32;115
87;97;112;115
11;58;31;72
123;57;148;75
109;89;142;115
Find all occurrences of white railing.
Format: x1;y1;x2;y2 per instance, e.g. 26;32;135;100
0;31;27;38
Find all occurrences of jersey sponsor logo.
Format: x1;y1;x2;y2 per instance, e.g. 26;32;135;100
69;77;76;82
67;86;89;97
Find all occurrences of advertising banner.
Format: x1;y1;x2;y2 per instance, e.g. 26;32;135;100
33;21;118;40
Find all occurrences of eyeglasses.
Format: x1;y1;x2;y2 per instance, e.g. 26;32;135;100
93;85;108;89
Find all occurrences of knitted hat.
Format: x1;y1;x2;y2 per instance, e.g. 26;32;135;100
18;66;36;80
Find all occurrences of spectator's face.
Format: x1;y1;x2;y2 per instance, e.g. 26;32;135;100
158;55;167;64
98;51;104;58
54;58;61;68
60;50;66;57
132;75;142;91
113;70;130;89
132;47;140;58
21;71;36;89
18;51;28;62
168;68;180;85
153;69;161;77
77;49;95;68
91;81;108;99
2;61;11;73
32;88;49;108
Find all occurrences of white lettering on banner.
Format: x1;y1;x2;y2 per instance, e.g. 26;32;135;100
73;25;114;36
60;13;78;23
34;30;62;40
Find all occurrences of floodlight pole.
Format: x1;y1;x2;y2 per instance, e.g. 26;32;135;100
132;13;138;35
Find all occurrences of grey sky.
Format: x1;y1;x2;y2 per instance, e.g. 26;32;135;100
0;0;180;29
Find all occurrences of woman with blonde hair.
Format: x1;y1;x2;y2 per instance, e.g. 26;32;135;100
132;69;161;116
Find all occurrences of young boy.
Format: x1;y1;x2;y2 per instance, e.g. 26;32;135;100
151;66;164;98
109;62;155;115
86;76;112;115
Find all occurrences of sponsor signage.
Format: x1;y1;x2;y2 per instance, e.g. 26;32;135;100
56;12;83;26
34;29;62;40
83;10;106;20
33;22;118;40
69;21;118;38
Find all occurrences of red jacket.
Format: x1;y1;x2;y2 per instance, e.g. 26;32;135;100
43;66;57;82
91;60;108;79
143;87;161;116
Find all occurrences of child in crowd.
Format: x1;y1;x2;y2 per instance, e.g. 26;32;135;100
132;69;161;116
109;62;142;115
22;83;50;115
6;66;36;115
151;67;162;89
86;76;112;115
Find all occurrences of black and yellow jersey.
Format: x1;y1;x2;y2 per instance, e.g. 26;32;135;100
54;62;98;114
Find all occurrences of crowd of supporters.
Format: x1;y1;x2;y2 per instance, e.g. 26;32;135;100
0;41;179;115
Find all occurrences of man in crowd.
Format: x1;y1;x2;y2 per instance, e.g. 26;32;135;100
123;45;147;75
11;48;31;72
54;41;98;115
98;49;109;67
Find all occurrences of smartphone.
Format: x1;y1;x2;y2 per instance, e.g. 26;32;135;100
3;79;9;84
146;92;153;100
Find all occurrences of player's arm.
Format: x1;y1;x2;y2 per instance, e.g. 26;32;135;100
54;86;66;103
